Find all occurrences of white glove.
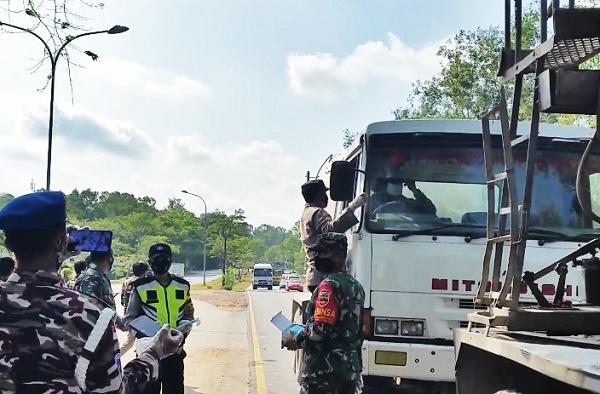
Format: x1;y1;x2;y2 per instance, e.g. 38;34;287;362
348;193;367;211
142;324;184;359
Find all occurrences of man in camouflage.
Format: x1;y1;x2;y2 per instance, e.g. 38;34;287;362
120;261;149;355
74;250;116;309
299;180;367;292
283;232;366;394
66;259;88;289
0;190;185;393
122;261;149;308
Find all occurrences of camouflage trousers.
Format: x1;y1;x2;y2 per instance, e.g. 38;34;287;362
299;378;361;394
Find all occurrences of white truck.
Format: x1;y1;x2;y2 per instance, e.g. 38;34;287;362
292;119;590;393
169;262;185;277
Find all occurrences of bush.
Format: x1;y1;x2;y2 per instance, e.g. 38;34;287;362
223;267;235;290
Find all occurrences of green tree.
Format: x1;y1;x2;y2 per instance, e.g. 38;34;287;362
343;129;358;148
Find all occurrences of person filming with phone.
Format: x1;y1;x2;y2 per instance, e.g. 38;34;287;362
0;191;185;393
124;243;195;394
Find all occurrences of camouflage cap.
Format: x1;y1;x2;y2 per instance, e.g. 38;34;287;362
315;232;348;253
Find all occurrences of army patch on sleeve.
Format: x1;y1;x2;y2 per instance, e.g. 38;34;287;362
313;282;338;325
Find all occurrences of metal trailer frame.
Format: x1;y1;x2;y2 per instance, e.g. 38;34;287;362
456;1;600;392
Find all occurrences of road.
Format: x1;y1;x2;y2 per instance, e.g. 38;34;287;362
249;286;306;394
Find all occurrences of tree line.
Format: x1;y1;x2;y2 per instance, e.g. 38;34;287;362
0;190;305;279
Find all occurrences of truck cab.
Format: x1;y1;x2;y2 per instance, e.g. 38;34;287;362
252;263;274;290
293;119;598;393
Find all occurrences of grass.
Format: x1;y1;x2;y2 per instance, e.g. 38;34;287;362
190;274;252;292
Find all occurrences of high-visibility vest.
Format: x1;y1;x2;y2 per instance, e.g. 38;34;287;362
133;275;191;327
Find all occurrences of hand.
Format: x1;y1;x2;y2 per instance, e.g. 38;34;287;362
404;180;416;191
147;324;184;359
282;337;300;351
348;193;367;211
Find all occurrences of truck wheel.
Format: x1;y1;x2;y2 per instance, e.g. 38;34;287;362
268;286;273;290
253;285;257;290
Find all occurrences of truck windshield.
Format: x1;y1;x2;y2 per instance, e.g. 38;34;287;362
365;133;600;240
254;268;273;277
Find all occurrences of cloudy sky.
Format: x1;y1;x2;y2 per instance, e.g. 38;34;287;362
0;0;508;228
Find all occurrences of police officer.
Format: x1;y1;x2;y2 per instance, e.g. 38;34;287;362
300;179;367;292
119;261;149;355
0;191;185;393
75;250;117;309
124;243;195;394
283;232;366;394
65;259;87;289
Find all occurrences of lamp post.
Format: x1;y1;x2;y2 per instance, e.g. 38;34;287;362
181;190;208;285
0;21;129;191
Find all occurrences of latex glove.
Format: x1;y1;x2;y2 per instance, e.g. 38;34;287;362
143;324;184;359
348;193;367;211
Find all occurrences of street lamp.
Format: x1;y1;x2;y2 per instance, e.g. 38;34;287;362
181;190;208;285
0;21;129;191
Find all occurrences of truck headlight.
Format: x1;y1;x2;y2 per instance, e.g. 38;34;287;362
374;319;399;335
400;320;424;336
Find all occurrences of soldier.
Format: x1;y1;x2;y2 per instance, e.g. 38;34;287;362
122;262;149;308
120;261;149;356
0;256;15;281
0;190;185;393
300;179;367;292
283;232;366;394
74;249;116;309
124;243;195;394
65;259;88;289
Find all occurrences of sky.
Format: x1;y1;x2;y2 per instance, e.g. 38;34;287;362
0;0;509;228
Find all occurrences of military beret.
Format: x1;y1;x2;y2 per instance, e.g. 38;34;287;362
0;191;67;231
301;179;329;194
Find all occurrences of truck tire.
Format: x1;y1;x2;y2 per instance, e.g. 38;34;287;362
253;285;257;290
268;285;273;290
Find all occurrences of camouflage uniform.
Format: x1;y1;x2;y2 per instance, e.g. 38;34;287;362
0;270;160;393
74;262;116;309
121;275;136;308
293;234;366;393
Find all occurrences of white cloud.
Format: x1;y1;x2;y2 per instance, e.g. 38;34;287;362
287;33;445;102
85;57;210;101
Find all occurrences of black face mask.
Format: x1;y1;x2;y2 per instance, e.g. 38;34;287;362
314;256;334;274
150;258;171;276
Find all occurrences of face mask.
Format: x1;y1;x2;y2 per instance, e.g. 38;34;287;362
108;257;115;271
150;258;171;276
314;256;334;274
387;182;403;196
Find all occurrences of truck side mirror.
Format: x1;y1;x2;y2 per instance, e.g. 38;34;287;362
330;161;355;201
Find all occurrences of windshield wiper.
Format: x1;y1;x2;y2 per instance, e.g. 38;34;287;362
527;227;582;245
391;224;486;240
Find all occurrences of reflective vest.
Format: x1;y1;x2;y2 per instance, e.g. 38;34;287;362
133;275;191;327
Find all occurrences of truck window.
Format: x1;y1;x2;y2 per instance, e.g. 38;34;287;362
365;134;600;240
253;268;272;277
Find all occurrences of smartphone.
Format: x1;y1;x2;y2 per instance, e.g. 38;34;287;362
68;229;113;253
129;315;163;338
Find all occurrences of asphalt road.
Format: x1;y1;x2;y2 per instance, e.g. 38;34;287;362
249;286;307;394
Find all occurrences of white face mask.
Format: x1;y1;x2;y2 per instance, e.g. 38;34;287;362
386;183;403;196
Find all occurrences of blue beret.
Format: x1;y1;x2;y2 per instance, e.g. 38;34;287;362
0;191;67;230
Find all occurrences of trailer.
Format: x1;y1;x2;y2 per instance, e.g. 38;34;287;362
455;1;600;393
